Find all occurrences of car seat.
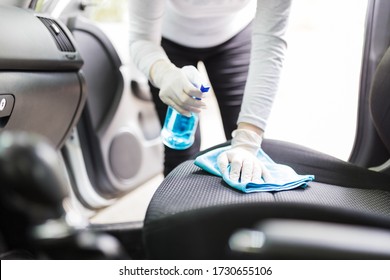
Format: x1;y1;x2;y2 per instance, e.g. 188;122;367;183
142;37;390;260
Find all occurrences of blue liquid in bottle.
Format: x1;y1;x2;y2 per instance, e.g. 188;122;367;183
161;85;210;150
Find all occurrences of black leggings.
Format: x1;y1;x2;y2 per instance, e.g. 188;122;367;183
151;23;252;176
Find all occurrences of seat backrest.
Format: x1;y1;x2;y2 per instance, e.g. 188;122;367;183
370;46;390;156
349;0;390;168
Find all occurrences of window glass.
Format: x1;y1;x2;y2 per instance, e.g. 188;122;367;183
266;0;368;160
79;0;368;161
87;0;127;22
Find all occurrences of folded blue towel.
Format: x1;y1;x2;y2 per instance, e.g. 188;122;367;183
194;146;315;193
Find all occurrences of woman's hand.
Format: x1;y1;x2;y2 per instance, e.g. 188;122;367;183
150;61;207;116
217;124;271;183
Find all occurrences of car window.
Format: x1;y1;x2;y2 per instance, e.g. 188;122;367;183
86;0;368;161
267;0;368;161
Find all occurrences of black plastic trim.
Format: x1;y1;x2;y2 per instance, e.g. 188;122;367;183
0;5;82;71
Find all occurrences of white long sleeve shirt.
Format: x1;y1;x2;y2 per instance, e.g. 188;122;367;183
129;0;291;131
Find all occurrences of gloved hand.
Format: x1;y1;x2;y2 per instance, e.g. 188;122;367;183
217;128;272;184
150;60;207;116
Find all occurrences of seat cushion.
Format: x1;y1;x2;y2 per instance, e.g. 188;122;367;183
144;140;390;259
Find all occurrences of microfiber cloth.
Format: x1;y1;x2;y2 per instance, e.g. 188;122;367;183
194;146;315;193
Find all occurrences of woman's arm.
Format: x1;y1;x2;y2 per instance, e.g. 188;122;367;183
218;0;292;183
238;0;292;133
129;0;206;115
129;0;168;81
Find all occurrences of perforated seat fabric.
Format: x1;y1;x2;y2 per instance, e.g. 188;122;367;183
144;140;390;259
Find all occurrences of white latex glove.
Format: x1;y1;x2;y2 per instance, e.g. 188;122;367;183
217;129;272;184
150;61;207;116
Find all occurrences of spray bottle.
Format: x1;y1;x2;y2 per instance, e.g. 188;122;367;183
161;85;210;150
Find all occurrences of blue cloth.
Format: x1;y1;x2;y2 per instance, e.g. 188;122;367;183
194;146;315;193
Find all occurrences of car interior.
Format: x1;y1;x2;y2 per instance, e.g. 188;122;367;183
1;0;390;260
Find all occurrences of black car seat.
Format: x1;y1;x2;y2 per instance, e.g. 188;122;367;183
142;42;390;260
